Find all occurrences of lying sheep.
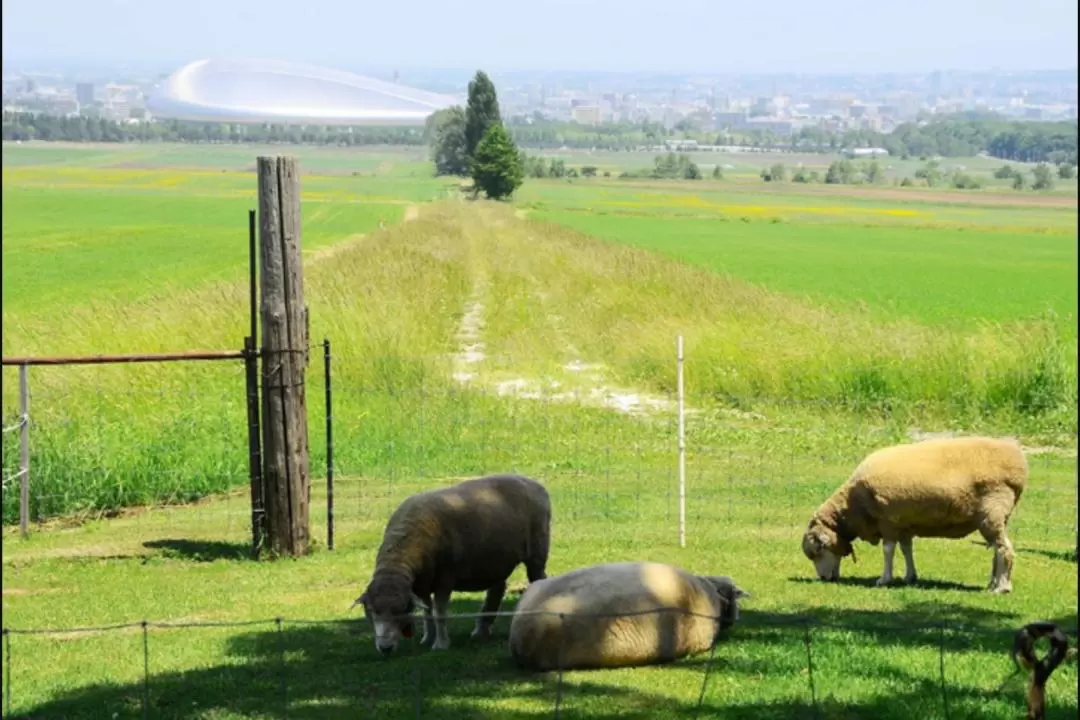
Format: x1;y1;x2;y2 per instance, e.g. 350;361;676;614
352;473;551;655
801;436;1028;593
508;561;748;671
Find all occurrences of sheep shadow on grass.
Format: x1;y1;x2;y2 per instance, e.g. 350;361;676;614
786;575;984;592
10;596;1071;720
142;538;253;563
1017;545;1079;563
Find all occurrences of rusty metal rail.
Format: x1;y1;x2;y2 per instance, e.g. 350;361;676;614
1;350;251;367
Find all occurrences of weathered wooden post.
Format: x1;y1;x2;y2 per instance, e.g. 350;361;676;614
257;156;311;557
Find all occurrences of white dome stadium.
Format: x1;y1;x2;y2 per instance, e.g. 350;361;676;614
147;57;459;126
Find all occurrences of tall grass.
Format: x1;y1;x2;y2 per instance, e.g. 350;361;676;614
2;197;1077;523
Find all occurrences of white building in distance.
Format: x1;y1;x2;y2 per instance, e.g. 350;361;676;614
148;57;458;126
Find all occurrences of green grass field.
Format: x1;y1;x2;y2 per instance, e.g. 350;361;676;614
2;141;1077;719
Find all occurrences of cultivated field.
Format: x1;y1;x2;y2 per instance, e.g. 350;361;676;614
2;142;1077;719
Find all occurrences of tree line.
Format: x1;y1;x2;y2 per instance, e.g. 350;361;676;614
790;116;1077;165
1;112;424;145
4;109;1076;165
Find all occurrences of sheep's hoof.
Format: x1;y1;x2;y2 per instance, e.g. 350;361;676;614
875;576;893;587
418;633;432;646
989;583;1012;595
470;625;493;640
903;575;918;585
431;638;451;650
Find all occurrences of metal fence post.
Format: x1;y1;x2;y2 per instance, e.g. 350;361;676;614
19;364;30;539
244;337;265;558
324;338;334;551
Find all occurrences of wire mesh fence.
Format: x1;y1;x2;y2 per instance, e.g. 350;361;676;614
2;611;1076;720
2;358;1077;558
1;359;252;531
1;350;1077;718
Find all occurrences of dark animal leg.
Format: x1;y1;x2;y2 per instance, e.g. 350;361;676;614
525;524;550;583
471;580;507;639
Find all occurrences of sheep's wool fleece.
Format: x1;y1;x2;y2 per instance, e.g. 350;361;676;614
509;562;724;671
832;436;1028;541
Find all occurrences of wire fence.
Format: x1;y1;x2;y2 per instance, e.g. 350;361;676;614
1;610;1076;719
2;359;1077;556
1;359;251;531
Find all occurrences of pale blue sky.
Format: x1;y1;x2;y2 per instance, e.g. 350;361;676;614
3;0;1077;74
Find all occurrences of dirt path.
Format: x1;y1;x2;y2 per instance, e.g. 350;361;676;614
446;212;679;418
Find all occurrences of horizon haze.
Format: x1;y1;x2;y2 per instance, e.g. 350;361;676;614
3;0;1078;76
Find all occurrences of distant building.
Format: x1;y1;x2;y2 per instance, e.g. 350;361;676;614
46;97;80;116
845;147;890;158
750;96;773;116
76;82;95;105
746;117;795;137
664;138;699;151
570;105;602;126
714;111;748;130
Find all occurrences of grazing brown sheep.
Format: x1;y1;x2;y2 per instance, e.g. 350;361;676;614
802;436;1028;593
352;473;551;655
508;561;748;671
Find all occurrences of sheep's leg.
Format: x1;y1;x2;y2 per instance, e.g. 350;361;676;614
979;519;1015;594
417;593;435;646
471;580;506;639
990;535;1015;594
876;541;896;586
525;555;548;584
431;591;452;650
900;539;918;584
525;526;550;583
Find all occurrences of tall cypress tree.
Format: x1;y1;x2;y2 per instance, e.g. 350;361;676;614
464;71;501;164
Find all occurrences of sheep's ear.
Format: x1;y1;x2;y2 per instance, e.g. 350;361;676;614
410;593;429;611
803;531;825;555
350;592;368;610
733;586;751;599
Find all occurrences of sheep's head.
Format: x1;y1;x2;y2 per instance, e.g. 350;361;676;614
802;517;854;582
702;575;750;632
351;571;427;656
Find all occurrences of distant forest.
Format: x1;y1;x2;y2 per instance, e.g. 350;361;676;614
2;110;1076;164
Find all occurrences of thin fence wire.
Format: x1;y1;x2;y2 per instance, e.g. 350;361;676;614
1;611;1075;719
2;367;1077;557
0;413;26;493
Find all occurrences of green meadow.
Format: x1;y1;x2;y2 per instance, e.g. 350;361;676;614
2;141;1076;719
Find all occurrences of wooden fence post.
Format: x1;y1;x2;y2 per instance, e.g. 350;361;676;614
257;156;311;557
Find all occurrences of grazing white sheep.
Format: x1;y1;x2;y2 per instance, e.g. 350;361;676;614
801;436;1028;593
508;561;748;671
352;474;551;655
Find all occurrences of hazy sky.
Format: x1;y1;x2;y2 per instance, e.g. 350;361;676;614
3;0;1077;75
